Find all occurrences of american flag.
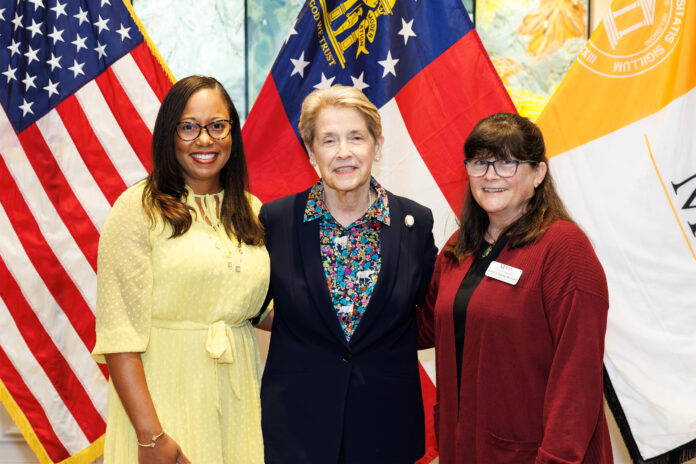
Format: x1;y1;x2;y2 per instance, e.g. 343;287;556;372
0;0;171;461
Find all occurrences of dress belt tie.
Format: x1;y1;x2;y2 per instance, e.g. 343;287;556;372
150;318;255;415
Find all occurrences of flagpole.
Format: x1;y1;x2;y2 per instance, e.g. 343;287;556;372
244;0;249;117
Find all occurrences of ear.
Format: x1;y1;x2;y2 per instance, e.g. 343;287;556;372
534;161;548;187
307;149;317;166
374;135;384;160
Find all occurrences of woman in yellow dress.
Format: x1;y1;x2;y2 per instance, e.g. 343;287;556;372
92;75;269;463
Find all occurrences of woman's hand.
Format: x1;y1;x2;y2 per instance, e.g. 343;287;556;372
137;433;191;464
254;307;274;332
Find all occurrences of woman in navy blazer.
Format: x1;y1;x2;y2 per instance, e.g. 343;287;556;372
258;85;436;464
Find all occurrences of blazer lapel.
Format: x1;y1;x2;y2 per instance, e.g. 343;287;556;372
295;192;349;346
349;192;402;345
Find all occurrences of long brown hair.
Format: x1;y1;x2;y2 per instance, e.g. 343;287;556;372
446;112;572;261
143;75;264;245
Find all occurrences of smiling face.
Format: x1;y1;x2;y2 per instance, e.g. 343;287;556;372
469;156;547;228
308;105;383;198
174;88;231;194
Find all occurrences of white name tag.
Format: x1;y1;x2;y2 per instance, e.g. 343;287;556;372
485;261;523;286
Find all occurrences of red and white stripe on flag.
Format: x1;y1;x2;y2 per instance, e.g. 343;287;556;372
0;1;173;459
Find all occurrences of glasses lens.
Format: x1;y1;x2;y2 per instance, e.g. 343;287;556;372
493;160;520;177
176;122;200;141
465;159;488;176
207;121;231;139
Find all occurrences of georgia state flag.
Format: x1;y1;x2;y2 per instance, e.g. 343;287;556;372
242;0;514;247
241;1;515;461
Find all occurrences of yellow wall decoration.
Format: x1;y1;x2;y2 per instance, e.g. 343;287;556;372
476;0;589;120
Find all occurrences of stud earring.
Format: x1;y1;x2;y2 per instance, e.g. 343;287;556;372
309;159;317;166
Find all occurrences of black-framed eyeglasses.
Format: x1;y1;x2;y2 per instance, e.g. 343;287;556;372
464;158;538;178
175;120;232;141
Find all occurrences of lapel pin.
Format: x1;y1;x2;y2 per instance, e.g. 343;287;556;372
404;214;415;228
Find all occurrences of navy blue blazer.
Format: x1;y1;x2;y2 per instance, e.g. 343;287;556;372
259;187;437;464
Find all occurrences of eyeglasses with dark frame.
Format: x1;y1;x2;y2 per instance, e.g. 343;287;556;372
175;120;233;141
463;158;538;178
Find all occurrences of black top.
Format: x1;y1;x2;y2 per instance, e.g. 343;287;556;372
452;235;509;394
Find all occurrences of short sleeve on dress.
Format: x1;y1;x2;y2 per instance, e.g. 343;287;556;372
92;182;153;363
246;192;262;215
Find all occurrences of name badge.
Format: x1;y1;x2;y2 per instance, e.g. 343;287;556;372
485;261;522;285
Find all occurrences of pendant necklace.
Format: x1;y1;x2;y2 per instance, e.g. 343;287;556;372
481;230;496;258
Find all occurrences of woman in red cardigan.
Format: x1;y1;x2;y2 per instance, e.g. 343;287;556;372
419;112;613;464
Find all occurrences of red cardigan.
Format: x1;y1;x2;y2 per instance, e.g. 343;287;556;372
419;220;613;464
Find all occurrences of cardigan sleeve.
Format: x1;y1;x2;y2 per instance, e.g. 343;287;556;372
417;255;439;349
91;183;153;363
418;233;455;349
536;225;609;464
415;209;437;307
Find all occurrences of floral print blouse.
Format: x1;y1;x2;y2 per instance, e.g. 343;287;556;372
303;178;390;341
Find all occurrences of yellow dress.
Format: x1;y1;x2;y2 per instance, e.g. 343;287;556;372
92;181;269;463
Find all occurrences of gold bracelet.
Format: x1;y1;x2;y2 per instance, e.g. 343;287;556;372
137;431;164;448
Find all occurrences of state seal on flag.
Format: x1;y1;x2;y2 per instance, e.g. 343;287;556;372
577;0;686;78
310;0;396;68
